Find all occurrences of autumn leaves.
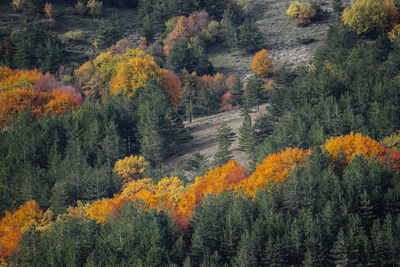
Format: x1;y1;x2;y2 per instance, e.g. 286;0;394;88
1;132;400;260
0;68;82;124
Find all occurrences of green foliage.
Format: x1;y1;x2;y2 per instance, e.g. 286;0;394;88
11;23;64;73
213;123;236;166
220;8;239;49
94;15;123;51
239;110;257;165
63;30;84;43
237;19;264;52
136;79;188;166
87;0;102;18
254;32;400;161
243;75;265;110
166;40;213;75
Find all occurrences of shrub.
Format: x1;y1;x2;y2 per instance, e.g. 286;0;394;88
296;36;316;44
286;1;317;23
63;30;83;43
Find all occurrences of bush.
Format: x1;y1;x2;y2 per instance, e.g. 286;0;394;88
286;1;317;23
63;30;84;43
296;36;316;44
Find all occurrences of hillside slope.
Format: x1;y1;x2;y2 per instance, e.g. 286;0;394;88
210;0;332;77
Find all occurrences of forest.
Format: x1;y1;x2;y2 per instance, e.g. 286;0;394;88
1;0;400;266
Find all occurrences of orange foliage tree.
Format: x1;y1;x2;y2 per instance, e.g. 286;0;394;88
163;71;184;105
164;10;211;48
251;49;274;78
324;132;400;170
0;67;82;124
0;86;82;124
324;132;384;164
237;147;312;198
176;160;248;219
45;87;83;115
0;88;50;123
383;0;400;28
84;176;186;223
0;200;44;261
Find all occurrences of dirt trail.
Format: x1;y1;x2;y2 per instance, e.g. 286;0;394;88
164;105;267;171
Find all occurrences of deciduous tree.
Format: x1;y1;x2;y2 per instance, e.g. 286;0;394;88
251;49;274;78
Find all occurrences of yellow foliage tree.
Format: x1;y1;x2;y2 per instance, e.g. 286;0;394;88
251;49;274;78
74;48;153;98
0;67;40;93
109;57;163;97
381;130;400;152
237;147;312;198
286;1;317;22
324;132;384;163
113;155;150;184
342;0;388;35
388;23;400;40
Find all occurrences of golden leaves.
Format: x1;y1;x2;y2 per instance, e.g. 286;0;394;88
342;0;387;35
114;155;150;184
0;68;82;124
324;132;383;164
237;147;312;198
251;49;274;78
286;2;317;22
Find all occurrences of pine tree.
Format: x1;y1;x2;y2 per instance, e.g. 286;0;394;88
232;230;258;267
237;19;263;53
239;109;257;163
181;82;196;123
331;228;349;266
220;8;238;49
94;15;123;51
359;190;374;231
244;76;264;111
262;237;285;267
213;123;235;166
137;85;165;167
231;78;243;106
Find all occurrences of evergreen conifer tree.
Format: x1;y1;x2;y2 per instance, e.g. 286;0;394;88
213;123;235;166
239;109;257;164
